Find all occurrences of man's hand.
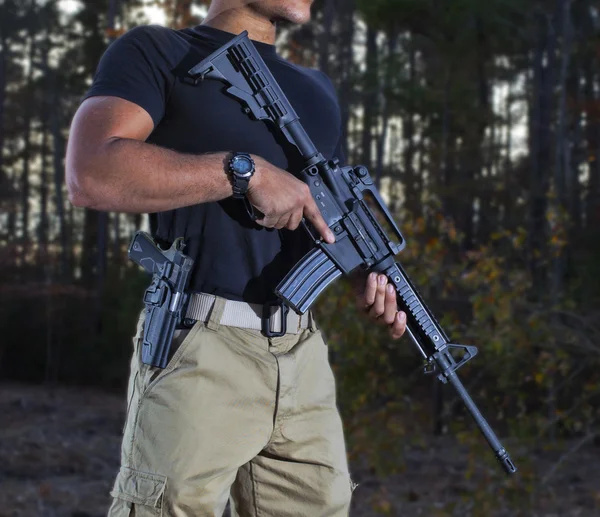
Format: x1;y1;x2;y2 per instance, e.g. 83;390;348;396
247;156;335;244
356;272;407;339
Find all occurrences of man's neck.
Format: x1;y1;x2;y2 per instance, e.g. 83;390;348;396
202;5;276;45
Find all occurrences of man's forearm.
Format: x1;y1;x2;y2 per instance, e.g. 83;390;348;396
67;137;235;213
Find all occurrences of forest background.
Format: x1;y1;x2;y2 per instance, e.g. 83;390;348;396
1;0;600;515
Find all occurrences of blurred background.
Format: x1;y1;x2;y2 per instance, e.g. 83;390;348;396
1;0;600;515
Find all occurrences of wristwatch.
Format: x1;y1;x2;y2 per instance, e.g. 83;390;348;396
228;152;256;199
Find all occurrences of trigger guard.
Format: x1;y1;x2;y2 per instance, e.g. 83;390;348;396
301;218;320;245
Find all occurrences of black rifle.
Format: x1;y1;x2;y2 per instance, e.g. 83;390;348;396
128;232;194;368
188;32;516;475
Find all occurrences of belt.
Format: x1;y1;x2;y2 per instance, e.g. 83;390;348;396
184;292;313;337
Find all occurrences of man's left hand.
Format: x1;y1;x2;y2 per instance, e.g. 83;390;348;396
356;273;407;339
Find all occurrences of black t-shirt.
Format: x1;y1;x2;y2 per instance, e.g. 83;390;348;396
84;24;344;304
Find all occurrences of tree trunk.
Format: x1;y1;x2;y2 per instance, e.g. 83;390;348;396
469;16;490;247
0;32;6;184
52;85;69;280
361;26;378;167
318;0;335;77
440;73;453;220
528;9;556;296
20;19;36;266
416;138;426;218
0;29;10;246
39;110;50;271
91;0;122;330
38;29;52;272
483;103;497;237
554;0;571;207
503;82;513;229
583;8;599;230
585;78;600;230
374;29;398;188
336;0;355;162
403;39;418;215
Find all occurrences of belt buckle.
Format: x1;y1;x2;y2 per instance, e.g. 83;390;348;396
262;301;289;337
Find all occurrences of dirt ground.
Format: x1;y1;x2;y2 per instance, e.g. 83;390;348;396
1;383;599;517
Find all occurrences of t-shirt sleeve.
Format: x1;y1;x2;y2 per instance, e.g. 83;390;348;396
83;25;175;127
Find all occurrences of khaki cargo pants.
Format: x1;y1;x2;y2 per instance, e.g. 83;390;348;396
108;299;353;516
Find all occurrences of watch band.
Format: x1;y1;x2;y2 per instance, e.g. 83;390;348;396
228;152;255;199
232;177;250;199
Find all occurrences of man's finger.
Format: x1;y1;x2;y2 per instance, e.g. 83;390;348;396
368;275;387;318
303;200;335;244
274;214;291;230
255;215;278;228
287;210;304;231
382;283;397;324
390;311;407;339
363;272;378;307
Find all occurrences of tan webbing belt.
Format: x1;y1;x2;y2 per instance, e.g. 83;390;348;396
185;292;312;335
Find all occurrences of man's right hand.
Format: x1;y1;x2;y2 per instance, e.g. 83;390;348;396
247;156;335;244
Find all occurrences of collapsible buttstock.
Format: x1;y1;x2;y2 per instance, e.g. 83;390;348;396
275;247;343;314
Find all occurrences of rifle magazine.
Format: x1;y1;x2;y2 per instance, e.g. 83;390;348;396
275;247;342;314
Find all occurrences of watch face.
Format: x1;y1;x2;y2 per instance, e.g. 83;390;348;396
232;156;254;177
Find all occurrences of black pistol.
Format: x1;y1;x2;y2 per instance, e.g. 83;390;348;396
128;231;194;368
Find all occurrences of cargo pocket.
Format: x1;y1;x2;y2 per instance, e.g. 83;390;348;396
109;466;167;516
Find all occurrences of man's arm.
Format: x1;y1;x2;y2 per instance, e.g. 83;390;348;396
67;96;238;213
65;95;335;242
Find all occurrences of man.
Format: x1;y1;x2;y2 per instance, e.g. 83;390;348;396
66;0;406;515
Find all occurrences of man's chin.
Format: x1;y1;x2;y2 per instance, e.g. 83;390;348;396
271;11;311;25
273;16;310;27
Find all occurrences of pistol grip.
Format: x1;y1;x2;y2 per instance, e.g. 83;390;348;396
129;231;169;275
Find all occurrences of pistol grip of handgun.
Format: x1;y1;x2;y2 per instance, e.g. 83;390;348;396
275;246;343;314
129;231;168;275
